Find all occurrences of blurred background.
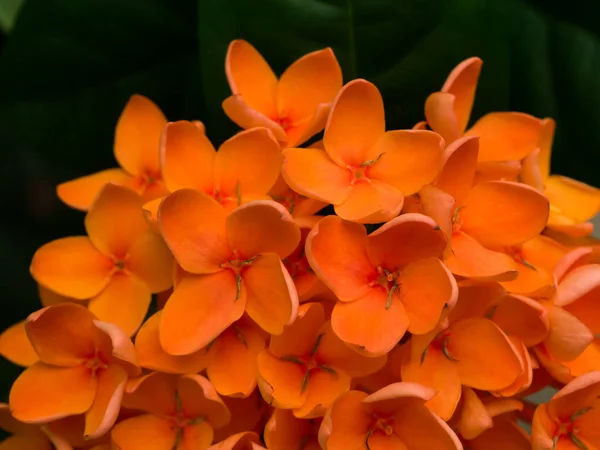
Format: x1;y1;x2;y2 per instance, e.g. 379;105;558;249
0;0;599;399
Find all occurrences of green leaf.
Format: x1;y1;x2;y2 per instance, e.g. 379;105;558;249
0;0;25;33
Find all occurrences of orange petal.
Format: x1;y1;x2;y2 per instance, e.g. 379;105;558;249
9;363;96;423
493;336;532;397
470;418;532;450
243;253;298;335
114;94;167;176
444;232;518;280
324;79;385;167
461;181;549;247
212;393;266;443
126;230;174;293
180;421;214;450
37;285;77;307
285;103;331;149
435;135;479;205
281;147;352;204
142;196;162;227
0;321;38;367
334;180;404;224
465;112;543;162
269;302;324;359
419;185;455;258
87;273;151;336
441;57;482;135
521;148;545;192
93;320;140;376
491;294;549;346
547;213;594;238
558;266;600;334
25;303;96;366
111;414;176;450
549;370;600;420
474;160;522;184
545;175;600;223
158;189;230;274
0;434;53;450
331;288;409;356
30;237;113;300
214;128;281;199
257;351;306;409
160;120;216;193
135;311;209;374
305;216;373;302
222;95;287;142
265;409;318;450
457;387;493;440
56;168;136;211
225;40;278;118
543;303;593;362
295;369;351;419
401;258;458;334
323;390;371;448
367;213;446;269
531;403;556;450
122;372;177;416
207;319;266;397
425;92;460;144
84;364;127;439
84;183;148;258
537;118;555;182
448;318;522;390
400;346;461;420
210;432;262;450
177;374;231;428
364;130;444;195
449;280;505;323
226;200;300;260
159;271;245;355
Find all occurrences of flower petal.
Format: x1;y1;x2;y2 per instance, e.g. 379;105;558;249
269;302;324;359
84;183;148;259
277;48;342;124
461;181;549;247
111;414;176;450
10;363;96;423
57;168;136;211
545;175;600;223
257;351;306;409
180;421;214;450
281;147;352;204
306;216;373;302
324;79;385;167
135;311;209;374
177;374;231;428
367;130;444;195
465;112;543;162
25;303;96;366
159;271;245;355
323;390;371;449
160;120;216;193
531;403;556;450
122;372;177;416
559;267;600;334
448;318;522;390
419;185;455;258
492;294;549;346
214;128;281;198
549;370;600;420
295;369;351;419
207;319;267;398
424;92;460;144
331;288;409;356
84;364;127;439
30;237;113;299
543;303;593;362
222;95;287;142
537;117;555;181
0;321;38;367
444;232;518;280
226;200;300;260
211;432;262;450
367;213;446;269
435;135;479;206
456;387;493;440
126;230;174;293
334;180;404;224
158;189;230;274
87;273;151;336
243;253;298;335
441;57;482;135
401;258;458;334
225;40;278;118
285;103;331;148
264;409;316;450
114;94;167;176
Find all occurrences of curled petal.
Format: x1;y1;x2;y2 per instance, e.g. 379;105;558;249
334;180;404;224
441;57;482;134
425;92;460;144
111;414;176;450
435;135;479;205
222;95;287;142
543;303;593;362
84;364;127;439
178;374;231;428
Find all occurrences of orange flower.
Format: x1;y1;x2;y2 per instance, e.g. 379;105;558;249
419;135;550;279
30;184;174;335
57;95;171;210
158;190;300;355
269;175;327;218
264;408;321;450
9;303;140;439
306;214;456;355
522;118;600;237
257;302;386;418
319;383;462;450
114;372;230;450
532;371;600;449
283;80;444;223
209;431;266;450
223;40;342;147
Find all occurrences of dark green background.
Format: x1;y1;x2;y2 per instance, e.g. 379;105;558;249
1;0;599;401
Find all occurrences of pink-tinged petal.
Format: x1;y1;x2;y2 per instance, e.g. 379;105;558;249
160;120;216;193
441;57;482;135
30;237;113;300
225;40;278;118
159;271;245;355
465;112;543;162
0;321;38;367
158;189;231;274
305;216;374;302
222;95;287;142
367;130;444;195
83;364;127;439
281;147;352;204
425;92;460;144
333;180;404;224
435;135;479;205
93;320;140;376
324;79;385;167
555;264;600;308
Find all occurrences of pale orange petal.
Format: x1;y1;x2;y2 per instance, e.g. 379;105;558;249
83;364;127;439
0;321;38;367
537;117;555;181
546;175;600;223
441;57;482;135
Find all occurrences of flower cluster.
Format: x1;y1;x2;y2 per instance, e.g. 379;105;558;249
1;40;600;450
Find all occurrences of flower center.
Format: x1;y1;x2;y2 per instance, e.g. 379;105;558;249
428;330;459;362
347;164;371;185
505;246;537;270
366;415;395;447
278;116;293;131
370;266;400;310
220;252;257;300
452;206;464;233
84;351;108;377
552;408;592;449
281;334;337;393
